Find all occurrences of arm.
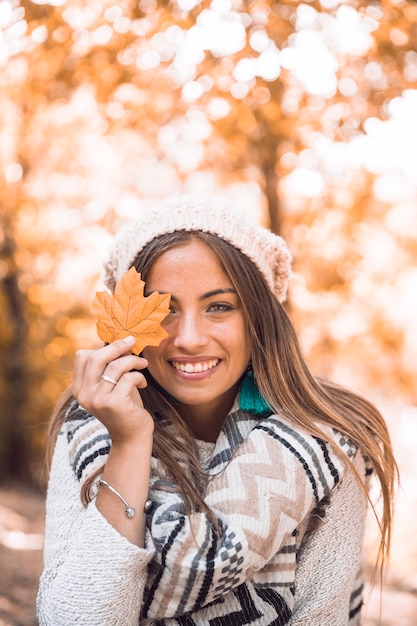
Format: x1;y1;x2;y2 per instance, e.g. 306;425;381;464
38;338;156;625
290;452;368;625
37;421;155;626
143;417;356;620
71;337;154;548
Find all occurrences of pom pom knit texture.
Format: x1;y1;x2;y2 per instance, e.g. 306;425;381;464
103;194;292;303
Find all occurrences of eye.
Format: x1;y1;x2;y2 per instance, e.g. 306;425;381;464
162;299;177;317
207;303;234;313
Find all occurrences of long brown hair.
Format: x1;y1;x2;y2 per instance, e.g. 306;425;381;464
49;230;398;573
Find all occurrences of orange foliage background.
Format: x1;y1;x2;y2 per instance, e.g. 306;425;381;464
1;1;417;622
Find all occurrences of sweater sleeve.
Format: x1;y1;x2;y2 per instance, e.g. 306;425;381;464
142;416;356;620
289;452;368;626
36;424;155;626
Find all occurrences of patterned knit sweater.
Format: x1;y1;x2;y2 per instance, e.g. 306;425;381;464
37;401;369;626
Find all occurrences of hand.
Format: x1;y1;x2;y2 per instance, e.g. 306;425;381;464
72;336;154;446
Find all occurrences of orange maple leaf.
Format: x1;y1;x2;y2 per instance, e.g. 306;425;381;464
92;267;171;355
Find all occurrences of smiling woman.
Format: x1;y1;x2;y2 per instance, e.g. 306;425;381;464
37;193;398;626
142;238;251;441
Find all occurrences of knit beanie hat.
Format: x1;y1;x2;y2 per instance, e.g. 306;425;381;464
103;193;292;303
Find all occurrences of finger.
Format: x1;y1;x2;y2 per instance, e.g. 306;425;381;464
102;355;148;384
99;366;148;394
78;336;137;389
90;372;148;420
72;338;138;397
99;374;119;387
72;349;94;396
109;370;148;395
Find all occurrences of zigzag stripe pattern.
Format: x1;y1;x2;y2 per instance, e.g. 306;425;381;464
151;583;293;626
64;403;361;625
208;413;261;473
349;578;364;620
64;401;110;483
142;411;357;622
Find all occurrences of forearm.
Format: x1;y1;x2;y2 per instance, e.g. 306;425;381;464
290;453;368;626
37;427;155;626
96;436;153;547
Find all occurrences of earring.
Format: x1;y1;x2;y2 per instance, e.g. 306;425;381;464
239;365;271;417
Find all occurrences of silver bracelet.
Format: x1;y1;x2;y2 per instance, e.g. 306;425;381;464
98;479;152;518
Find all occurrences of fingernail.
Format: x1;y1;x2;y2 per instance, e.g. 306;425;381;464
123;335;135;343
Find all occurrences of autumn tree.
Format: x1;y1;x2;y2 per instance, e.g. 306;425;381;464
1;0;417;483
0;0;154;483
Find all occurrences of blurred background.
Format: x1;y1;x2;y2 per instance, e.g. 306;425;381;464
0;0;416;624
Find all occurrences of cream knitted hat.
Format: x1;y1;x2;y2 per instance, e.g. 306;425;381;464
103;194;292;302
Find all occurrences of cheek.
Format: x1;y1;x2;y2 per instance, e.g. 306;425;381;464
237;321;251;353
223;321;251;362
142;345;163;368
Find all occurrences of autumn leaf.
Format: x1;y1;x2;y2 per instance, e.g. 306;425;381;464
92;267;171;355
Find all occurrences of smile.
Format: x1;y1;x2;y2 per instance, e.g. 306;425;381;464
171;359;220;373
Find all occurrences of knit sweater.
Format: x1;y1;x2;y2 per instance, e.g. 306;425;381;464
37;401;369;626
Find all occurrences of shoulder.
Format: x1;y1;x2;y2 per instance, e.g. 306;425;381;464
292;453;367;625
58;400;111;483
253;415;358;501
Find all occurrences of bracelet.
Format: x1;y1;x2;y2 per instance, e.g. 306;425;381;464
98;479;152;518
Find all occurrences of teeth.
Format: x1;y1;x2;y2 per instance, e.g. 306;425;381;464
172;359;219;373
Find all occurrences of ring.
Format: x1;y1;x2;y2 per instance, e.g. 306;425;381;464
100;374;118;385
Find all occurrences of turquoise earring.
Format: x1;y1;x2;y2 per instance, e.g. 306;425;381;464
239;366;271;417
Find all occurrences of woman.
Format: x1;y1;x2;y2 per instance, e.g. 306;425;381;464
37;194;397;625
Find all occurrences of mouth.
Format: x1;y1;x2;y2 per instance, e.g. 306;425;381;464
170;359;220;374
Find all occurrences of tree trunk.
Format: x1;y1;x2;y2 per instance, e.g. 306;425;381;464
0;228;31;484
263;160;281;235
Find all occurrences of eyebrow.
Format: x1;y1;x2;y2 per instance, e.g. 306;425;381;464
199;288;237;300
146;288;237;301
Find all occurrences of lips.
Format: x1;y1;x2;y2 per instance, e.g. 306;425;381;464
171;359;220;373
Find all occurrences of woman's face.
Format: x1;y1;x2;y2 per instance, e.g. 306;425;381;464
142;238;251;437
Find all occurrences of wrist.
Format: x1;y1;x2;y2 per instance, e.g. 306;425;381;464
98;479;152;517
109;415;154;446
109;431;153;457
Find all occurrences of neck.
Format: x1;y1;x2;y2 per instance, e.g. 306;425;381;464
178;390;238;443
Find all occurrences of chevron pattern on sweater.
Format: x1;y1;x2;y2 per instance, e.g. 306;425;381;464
64;401;110;483
142;412;357;622
64;403;360;625
150;583;292;626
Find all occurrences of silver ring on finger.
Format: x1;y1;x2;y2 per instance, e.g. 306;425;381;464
100;374;118;385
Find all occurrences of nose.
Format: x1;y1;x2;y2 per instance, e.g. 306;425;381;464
173;312;208;351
